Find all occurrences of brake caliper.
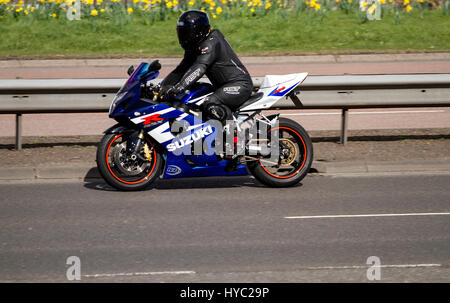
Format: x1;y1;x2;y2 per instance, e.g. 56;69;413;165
143;143;153;162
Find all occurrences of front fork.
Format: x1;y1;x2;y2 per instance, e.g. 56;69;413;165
127;129;147;162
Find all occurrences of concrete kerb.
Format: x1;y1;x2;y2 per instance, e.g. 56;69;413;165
0;160;450;181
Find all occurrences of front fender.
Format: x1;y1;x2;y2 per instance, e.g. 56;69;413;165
103;123;136;135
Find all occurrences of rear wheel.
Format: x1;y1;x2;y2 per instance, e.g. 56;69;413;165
247;117;313;187
96;133;162;191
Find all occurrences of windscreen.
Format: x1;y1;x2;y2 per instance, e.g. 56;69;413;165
125;62;150;88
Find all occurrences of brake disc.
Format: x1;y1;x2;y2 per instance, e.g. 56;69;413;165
280;138;298;166
112;142;145;176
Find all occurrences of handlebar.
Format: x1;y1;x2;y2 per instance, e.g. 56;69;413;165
141;83;192;104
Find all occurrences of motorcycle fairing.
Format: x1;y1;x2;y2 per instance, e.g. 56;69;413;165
109;63;247;179
238;73;308;112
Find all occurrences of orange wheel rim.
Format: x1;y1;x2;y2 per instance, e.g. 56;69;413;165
259;127;307;179
106;134;157;184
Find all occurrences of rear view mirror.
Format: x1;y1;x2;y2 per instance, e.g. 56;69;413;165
127;65;135;76
149;60;161;71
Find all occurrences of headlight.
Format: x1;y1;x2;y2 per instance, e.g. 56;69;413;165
109;91;127;115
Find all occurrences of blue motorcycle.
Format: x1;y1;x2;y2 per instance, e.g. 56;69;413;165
97;60;313;190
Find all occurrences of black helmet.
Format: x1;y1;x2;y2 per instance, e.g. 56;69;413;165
176;10;210;50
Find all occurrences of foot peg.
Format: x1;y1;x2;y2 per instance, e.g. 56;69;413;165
224;158;240;172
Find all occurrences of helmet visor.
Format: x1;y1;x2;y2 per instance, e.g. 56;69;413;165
177;25;198;49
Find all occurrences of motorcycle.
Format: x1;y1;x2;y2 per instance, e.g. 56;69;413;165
97;60;313;191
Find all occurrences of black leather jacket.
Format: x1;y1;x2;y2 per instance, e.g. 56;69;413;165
162;29;253;91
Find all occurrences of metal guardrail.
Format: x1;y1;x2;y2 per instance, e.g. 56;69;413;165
1;74;450;149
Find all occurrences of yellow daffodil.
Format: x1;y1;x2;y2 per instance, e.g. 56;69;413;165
250;7;255;12
216;7;222;14
91;9;98;16
403;0;409;5
406;4;412;11
50;13;57;18
127;7;133;13
166;1;172;8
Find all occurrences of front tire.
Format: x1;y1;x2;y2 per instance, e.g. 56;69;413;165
247;117;313;187
96;133;162;191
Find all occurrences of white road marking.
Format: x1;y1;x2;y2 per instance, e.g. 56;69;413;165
284;212;450;219
302;264;441;270
84;270;196;278
281;110;445;116
82;265;442;279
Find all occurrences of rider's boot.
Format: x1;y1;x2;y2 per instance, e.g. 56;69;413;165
224;156;241;172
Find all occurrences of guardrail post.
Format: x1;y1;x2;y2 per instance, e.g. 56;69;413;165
15;114;23;151
340;108;348;145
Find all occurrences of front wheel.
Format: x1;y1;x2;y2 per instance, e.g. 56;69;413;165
96;132;162;191
247;117;313;187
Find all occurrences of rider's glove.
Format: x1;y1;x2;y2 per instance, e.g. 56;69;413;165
160;84;185;100
159;85;171;99
142;85;154;99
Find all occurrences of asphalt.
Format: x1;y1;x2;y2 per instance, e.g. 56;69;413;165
0;174;449;282
1;53;449;285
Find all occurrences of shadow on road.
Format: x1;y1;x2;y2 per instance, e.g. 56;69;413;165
82;175;296;192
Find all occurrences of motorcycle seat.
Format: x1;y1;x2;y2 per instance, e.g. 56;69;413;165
237;92;264;111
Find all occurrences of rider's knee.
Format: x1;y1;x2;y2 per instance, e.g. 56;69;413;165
202;96;231;124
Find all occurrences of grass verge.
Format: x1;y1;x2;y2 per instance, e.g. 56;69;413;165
1;10;449;57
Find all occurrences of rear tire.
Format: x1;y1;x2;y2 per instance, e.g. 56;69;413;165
96;133;162;191
247;117;313;187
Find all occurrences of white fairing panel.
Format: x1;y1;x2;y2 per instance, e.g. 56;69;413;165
239;72;308;111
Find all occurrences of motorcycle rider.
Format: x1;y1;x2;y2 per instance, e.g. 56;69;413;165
160;10;253;125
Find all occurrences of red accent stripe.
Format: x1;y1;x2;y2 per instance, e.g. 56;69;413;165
273;86;286;94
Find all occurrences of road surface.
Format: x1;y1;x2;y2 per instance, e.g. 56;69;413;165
0;173;449;282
